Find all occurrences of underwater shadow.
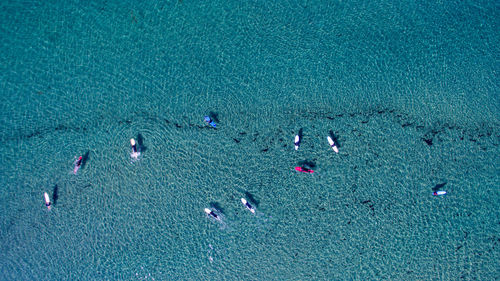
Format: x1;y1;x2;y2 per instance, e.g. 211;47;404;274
298;160;316;169
432;182;447;192
209;202;224;214
80;151;90;169
208;111;220;123
137;133;147;153
52;184;59;205
244;191;259;207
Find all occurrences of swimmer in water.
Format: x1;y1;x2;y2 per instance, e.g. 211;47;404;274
204;208;220;220
294;134;300;150
73;156;82;175
204;116;217;128
240;198;256;213
130;138;140;159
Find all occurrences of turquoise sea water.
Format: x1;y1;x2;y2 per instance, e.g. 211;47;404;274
1;0;499;280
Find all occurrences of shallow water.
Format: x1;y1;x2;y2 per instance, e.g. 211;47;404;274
1;0;499;280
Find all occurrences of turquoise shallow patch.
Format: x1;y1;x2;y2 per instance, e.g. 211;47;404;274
0;0;498;280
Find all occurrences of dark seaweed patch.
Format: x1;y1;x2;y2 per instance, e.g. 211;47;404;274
118;120;131;125
26;131;42;139
361;200;375;214
423;138;433;146
55;124;67;131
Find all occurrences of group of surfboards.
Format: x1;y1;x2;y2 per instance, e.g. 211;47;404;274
43;115;446;212
293;132;446;196
204;198;255;222
43;155;84;210
293;134;339;174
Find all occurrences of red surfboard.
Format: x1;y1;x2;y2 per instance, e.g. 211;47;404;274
295;167;314;173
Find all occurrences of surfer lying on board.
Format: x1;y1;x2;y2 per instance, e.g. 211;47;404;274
73;156;83;175
241;198;256;214
44;192;51;210
327;136;339;153
294;134;300;150
130;138;140;159
295;166;314;173
204;208;221;221
204;116;217;128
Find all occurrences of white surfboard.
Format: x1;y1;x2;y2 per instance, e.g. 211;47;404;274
44;192;51;210
241;198;255;213
327;136;339;153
